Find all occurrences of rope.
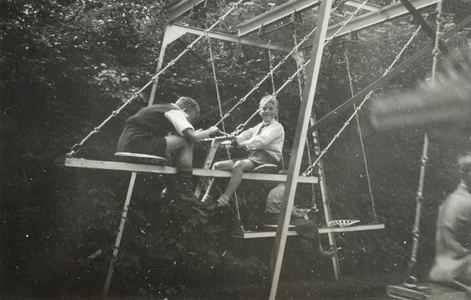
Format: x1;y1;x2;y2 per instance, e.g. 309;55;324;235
405;0;442;286
66;0;244;157
345;49;377;222
214;0;350;129
302;25;422;177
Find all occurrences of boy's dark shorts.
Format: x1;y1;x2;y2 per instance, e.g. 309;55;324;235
117;126;167;157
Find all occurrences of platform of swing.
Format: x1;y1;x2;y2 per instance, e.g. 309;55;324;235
387;282;471;300
232;223;385;238
56;157;319;183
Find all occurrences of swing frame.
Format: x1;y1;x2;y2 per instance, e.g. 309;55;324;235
55;0;469;298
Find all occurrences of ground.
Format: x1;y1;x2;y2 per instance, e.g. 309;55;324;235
25;274;394;299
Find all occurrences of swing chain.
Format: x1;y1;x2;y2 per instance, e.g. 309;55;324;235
345;49;378;221
406;0;442;285
214;0;350;128
65;0;244;157
302;25;422;177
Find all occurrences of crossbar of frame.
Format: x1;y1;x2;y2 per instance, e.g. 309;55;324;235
302;0;439;47
165;0;206;21
56;157;319;183
163;23;292;52
237;0;382;37
232;223;385;238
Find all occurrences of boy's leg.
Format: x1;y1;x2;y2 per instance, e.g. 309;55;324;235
163;135;203;205
213;160;235;171
213;159;255;207
165;135;192;161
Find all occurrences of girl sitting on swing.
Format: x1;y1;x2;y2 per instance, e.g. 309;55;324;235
202;95;285;214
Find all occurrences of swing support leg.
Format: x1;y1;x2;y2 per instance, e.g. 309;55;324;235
103;171;138;297
233;192;244;231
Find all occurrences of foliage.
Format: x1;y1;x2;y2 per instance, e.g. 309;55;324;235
1;0;470;298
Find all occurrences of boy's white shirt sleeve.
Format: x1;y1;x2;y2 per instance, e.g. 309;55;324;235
238;122;282;149
236;126;256;143
164;109;194;136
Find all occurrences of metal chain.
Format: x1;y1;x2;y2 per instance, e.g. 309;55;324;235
302;25;422;176
215;0;348;128
345;49;377;221
205;27;226;134
66;0;244;157
406;0;442;286
267;41;277;94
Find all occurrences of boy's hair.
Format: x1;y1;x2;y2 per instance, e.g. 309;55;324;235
260;95;279;108
458;152;471;179
175;96;201;117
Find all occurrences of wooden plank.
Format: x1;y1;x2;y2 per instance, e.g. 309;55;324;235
387;283;471;300
387;285;427;300
232;223;385;239
269;0;333;298
56;157;318;183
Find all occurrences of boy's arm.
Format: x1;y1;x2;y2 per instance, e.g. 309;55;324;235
240;123;283;149
183;126;220;144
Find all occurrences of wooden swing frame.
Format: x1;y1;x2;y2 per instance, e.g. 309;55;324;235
55;0;471;298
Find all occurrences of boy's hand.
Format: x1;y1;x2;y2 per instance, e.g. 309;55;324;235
292;208;305;219
209;126;220;135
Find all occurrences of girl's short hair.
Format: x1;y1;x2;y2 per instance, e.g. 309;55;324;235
260;95;279;108
176;96;201;117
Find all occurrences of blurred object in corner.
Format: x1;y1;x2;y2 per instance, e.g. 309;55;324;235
370;47;471;148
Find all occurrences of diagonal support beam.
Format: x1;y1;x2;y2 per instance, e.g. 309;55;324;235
163;24;292;52
269;0;334;299
303;0;439;46
345;0;382;12
164;0;205;21
399;0;471;79
307;15;471;134
237;0;321;37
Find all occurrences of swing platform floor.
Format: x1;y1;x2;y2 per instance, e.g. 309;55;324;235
56;157;319;183
387;283;471;300
232;223;385;238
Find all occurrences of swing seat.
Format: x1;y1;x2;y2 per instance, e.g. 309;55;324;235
263;224;297;229
114;152;167;165
327;219;360;228
387;282;471;300
252;163;279;174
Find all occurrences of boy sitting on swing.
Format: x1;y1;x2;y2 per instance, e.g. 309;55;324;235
202;95;285;214
117;96;220;206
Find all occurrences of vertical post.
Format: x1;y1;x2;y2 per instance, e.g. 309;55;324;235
103;172;138;297
317;163;341;278
148;24;172;106
295;46;340;279
268;0;333;299
194;139;221;198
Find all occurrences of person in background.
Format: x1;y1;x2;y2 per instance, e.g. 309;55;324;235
263;173;338;257
429;152;471;291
